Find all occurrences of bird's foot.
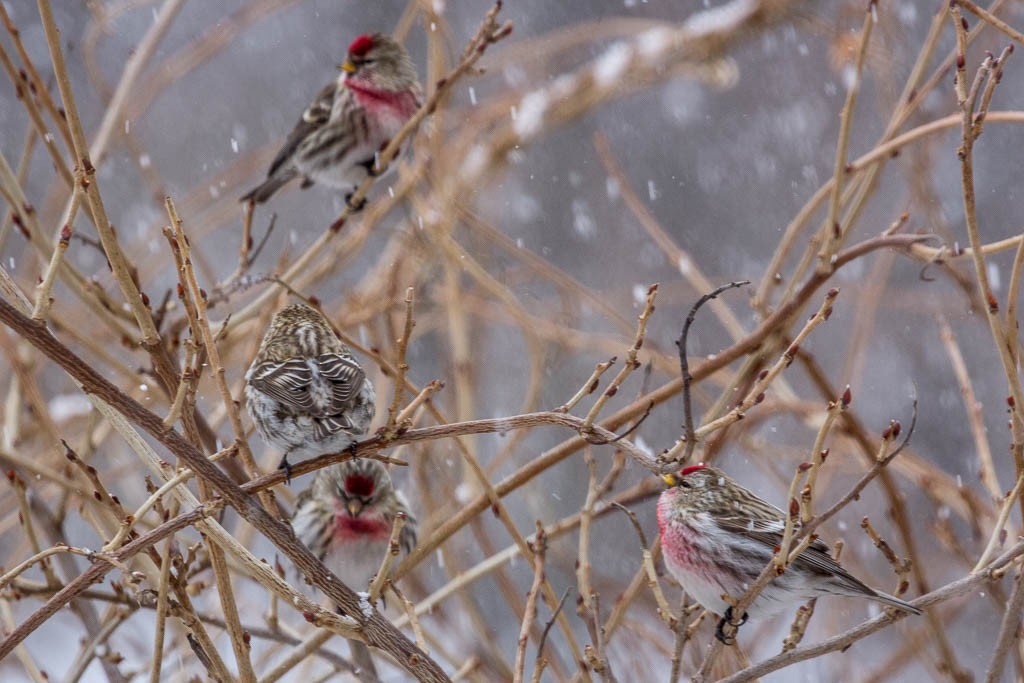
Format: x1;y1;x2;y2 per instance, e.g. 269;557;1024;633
714;606;748;646
277;456;293;485
359;155;383;178
345;192;366;212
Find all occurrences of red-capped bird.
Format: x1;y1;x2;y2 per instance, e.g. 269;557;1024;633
242;33;422;206
658;464;921;643
292;458;417;680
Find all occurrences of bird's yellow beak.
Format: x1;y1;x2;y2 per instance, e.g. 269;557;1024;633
340;60;356;74
662;473;678;487
346;499;363;517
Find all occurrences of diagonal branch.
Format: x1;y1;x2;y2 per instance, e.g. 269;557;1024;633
0;297;450;682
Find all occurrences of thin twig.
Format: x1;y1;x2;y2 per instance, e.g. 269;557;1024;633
817;3;875;270
514;523;547;683
956;0;1024;46
558;357;616;414
383;287;416;440
675;280;750;464
984;565;1024;683
581;283;657;434
368;511;407;602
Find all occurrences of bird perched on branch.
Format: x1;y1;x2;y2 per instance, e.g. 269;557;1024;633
241;33;422;207
292;458;417;680
292;457;417;593
657;464;921;643
245;303;375;482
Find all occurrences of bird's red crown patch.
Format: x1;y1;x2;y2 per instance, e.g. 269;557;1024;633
679;464;707;476
348;34;375;57
344;473;375;497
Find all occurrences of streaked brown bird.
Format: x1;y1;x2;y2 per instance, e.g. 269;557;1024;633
245;303;375;482
241;33;422;207
292;457;416;679
658;464;921;643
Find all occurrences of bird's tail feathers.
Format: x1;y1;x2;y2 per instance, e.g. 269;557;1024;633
240;169;297;204
870;590;922;615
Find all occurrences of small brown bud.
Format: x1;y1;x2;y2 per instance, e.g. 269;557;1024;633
785;344;799;365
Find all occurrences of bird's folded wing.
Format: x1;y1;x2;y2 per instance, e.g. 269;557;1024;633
316;352;366;411
267;82;336;177
249;358;315;411
715;515;845;577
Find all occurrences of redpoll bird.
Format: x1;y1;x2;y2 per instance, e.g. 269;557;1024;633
657;464;921;643
241;33;422;206
292;458;417;592
245;303;375;482
292;458;417;680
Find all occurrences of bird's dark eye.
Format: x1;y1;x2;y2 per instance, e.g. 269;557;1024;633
680;480;692;489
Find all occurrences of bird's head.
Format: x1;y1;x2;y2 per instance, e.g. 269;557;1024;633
323;459;393;518
340;33;418;91
660;463;732;512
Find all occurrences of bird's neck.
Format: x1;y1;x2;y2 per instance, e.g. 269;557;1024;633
346;78;417;114
332;507;391;540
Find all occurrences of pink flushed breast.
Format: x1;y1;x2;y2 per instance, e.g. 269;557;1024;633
655;490;676;536
332;514;391;541
660;521;694;568
657;493;704;570
346;81;419;117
